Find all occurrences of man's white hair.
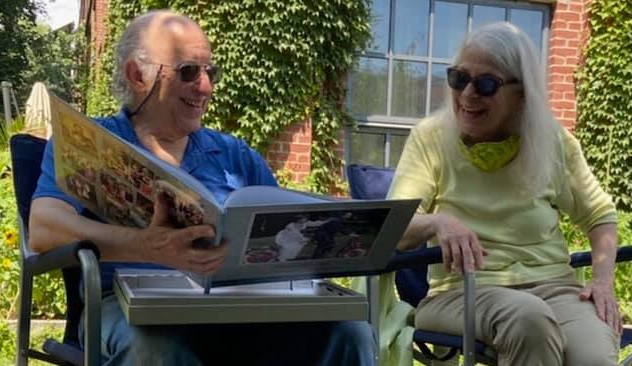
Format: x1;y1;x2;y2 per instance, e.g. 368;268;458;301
111;11;168;107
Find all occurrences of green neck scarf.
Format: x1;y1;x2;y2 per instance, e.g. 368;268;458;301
457;135;520;172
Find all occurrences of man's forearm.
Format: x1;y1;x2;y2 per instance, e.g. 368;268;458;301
588;223;618;284
29;197;144;261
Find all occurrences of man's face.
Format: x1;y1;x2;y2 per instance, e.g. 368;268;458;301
138;21;215;136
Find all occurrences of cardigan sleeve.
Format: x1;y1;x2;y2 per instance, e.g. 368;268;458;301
387;121;439;215
555;129;617;233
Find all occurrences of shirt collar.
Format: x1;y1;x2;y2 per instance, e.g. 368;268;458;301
115;108;222;154
112;108;223;173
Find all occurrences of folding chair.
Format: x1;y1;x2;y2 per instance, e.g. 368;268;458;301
348;163;632;366
10;133;101;366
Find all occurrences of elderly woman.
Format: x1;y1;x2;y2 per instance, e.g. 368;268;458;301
388;22;620;365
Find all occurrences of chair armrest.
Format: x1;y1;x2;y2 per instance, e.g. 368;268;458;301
570;245;632;268
23;240;101;276
384;246;476;366
77;248;102;366
384;246;442;272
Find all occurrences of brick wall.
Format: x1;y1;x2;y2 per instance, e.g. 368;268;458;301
547;0;591;130
265;119;313;182
93;0;109;60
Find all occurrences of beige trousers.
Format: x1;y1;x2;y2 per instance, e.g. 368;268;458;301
416;275;620;366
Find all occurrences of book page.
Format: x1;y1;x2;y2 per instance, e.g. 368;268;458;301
223;185;336;207
48;92;223;241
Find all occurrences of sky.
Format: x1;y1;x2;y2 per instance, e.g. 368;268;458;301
40;0;79;30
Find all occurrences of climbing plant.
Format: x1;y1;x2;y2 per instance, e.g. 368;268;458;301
86;0;372;193
575;0;632;211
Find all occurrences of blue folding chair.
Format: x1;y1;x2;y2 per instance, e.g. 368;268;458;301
348;163;632;366
11;133;102;366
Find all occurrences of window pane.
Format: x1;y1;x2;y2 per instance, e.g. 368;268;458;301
393;0;430;56
347;58;388;116
388;134;409;168
369;0;390;53
349;132;385;166
433;2;468;59
391;61;427;118
472;5;506;30
430;63;449;112
510;9;543;50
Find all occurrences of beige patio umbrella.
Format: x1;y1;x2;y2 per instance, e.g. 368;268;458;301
24;82;52;139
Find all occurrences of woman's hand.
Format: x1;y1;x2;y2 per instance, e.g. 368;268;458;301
434;213;487;274
583;223;621;334
580;279;623;334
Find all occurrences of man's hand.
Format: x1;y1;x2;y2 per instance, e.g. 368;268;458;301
434;213;488;274
579;279;623;334
140;192;229;275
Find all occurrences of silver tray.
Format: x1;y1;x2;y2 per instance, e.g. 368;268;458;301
114;269;368;325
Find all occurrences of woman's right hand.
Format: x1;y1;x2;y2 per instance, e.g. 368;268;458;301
433;213;487;274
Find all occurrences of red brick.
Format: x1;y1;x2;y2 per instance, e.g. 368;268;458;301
548;73;567;83
555;11;581;23
554;48;580;58
548;55;567;65
295;136;312;144
566;21;582;31
548;91;564;100
549;65;576;74
550;29;581;40
552;100;576;110
549;38;568;48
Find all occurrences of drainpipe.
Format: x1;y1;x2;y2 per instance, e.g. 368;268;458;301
1;81;12;126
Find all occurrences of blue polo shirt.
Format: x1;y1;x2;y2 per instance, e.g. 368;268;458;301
33;109;278;293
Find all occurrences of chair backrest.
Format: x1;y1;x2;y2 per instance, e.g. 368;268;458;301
10;133;84;349
346;163;430;306
10;134;47;229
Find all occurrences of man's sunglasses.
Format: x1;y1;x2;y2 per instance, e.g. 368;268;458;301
165;63;222;84
446;67;519;97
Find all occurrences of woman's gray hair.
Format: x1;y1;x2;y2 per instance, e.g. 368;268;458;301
111;12;161;107
435;22;562;196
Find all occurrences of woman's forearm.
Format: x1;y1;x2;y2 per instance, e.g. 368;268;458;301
588;223;618;284
396;213;441;251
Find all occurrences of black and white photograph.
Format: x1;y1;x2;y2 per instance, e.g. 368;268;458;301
242;208;390;264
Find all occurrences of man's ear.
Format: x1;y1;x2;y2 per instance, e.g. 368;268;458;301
124;60;148;92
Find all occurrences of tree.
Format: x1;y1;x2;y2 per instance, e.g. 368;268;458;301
23;24;89;108
0;0;40;105
0;0;87;111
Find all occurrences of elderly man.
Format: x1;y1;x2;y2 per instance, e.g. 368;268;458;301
29;10;376;366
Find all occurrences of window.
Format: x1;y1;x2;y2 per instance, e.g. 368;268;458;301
345;0;550;167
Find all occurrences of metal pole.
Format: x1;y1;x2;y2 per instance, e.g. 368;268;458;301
462;272;476;366
1;81;13;126
11;86;20;118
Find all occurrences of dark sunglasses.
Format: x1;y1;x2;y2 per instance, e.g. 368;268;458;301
168;63;222;84
446;67;519;97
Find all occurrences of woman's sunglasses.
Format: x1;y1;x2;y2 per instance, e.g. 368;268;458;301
446;67;519;97
168;63;222;84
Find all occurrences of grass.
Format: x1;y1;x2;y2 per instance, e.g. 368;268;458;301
0;319;65;366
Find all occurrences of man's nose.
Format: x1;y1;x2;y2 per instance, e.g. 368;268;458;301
195;71;214;94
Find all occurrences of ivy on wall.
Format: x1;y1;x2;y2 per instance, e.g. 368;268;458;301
575;0;632;211
86;0;371;193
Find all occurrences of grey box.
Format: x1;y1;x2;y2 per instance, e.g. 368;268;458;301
114;269;368;325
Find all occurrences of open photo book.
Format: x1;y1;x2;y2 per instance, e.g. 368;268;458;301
48;91;421;288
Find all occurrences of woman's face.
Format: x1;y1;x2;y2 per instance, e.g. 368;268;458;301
450;47;523;143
